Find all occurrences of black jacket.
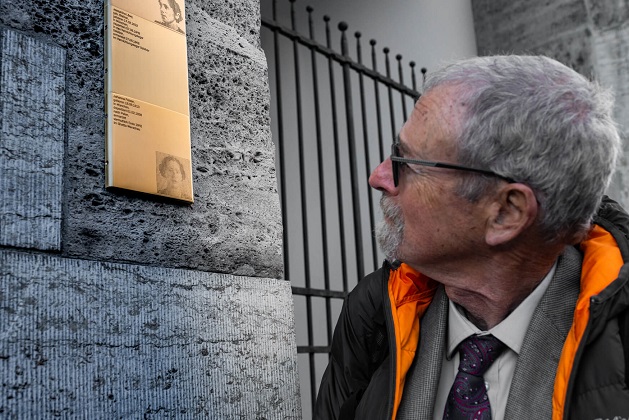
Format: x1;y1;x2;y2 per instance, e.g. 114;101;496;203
315;197;629;419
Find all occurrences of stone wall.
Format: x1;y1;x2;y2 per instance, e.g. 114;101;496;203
472;0;629;208
1;251;298;418
0;0;300;417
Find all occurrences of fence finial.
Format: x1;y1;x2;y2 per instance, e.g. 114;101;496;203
306;6;315;39
409;61;417;92
383;48;391;80
396;54;404;84
338;22;349;56
324;16;331;48
369;40;378;71
355;32;363;64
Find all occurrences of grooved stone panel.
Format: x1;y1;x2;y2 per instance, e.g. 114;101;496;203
0;29;66;250
0;250;301;418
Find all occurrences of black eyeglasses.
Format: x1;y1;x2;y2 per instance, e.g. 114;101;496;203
390;142;515;187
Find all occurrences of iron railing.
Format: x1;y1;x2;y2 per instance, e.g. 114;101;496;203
260;0;424;415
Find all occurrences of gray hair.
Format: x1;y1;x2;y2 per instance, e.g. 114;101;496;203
424;55;621;243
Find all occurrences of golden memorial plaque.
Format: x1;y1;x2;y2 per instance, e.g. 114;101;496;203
105;0;193;203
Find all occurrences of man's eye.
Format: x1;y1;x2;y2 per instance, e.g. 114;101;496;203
400;162;414;172
405;163;427;175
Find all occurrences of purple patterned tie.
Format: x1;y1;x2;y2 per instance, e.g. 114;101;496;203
443;334;506;420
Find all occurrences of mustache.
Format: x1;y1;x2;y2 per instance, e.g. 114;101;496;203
376;195;404;261
380;195;402;224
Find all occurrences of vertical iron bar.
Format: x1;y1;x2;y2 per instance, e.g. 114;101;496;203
396;54;408;121
307;6;333;351
355;32;378;272
421;67;428;92
370;39;385;266
271;0;289;280
370;39;385;164
289;0;316;410
384;47;397;144
325;16;349;293
339;21;365;283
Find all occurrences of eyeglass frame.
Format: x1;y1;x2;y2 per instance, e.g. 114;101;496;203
390;142;516;187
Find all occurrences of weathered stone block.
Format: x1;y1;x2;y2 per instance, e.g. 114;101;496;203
0;29;65;251
592;27;629;131
0;0;283;278
0;250;301;418
191;0;262;48
586;0;629;31
472;0;588;55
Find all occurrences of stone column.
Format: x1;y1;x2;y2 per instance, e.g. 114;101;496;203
0;0;300;417
471;0;629;207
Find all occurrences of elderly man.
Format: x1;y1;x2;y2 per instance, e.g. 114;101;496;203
314;55;629;420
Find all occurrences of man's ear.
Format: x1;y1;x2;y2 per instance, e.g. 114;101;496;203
485;184;538;246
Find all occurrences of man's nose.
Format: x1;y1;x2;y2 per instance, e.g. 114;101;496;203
369;158;398;195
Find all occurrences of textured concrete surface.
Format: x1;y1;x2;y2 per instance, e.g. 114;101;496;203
0;29;65;250
0;0;283;278
0;250;301;418
191;0;262;48
472;0;594;76
471;0;629;209
0;0;300;417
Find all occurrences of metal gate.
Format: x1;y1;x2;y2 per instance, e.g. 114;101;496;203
260;0;423;415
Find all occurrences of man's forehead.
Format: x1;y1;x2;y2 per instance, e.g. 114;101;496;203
419;86;464;121
399;92;463;159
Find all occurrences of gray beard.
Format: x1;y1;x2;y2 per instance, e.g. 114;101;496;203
375;195;404;262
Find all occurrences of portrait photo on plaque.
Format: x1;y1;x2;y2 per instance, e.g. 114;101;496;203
111;0;186;34
156;152;192;201
155;0;185;34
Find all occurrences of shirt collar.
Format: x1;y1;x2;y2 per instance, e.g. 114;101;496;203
446;260;557;359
